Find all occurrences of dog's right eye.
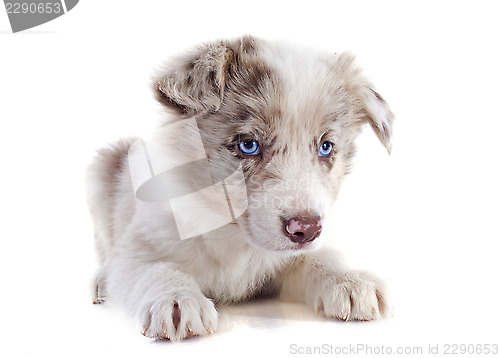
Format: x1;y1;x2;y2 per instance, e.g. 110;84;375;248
238;140;260;156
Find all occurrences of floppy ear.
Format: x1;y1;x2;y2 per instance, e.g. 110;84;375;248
153;42;234;116
360;87;394;154
334;53;395;154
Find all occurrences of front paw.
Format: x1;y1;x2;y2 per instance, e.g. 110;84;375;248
314;271;391;321
140;291;218;341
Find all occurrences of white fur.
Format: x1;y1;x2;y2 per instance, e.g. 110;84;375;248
86;37;393;341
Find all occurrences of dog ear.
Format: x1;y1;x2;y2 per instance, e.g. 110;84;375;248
334;53;394;154
154;35;261;117
153;42;235;116
360;87;394;154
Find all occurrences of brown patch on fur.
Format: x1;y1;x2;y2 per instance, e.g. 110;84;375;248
224;56;274;101
154;35;273;119
155;41;234;115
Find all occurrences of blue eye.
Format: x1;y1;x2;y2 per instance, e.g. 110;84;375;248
238;140;260;155
318;141;333;157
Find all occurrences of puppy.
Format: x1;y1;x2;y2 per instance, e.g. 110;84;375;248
86;35;394;341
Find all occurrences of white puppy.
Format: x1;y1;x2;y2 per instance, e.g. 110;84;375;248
86;35;394;341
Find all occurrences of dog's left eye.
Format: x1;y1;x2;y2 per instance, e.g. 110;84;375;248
238;140;260;156
318;141;334;157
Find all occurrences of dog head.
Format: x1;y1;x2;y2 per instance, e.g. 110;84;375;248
153;35;393;253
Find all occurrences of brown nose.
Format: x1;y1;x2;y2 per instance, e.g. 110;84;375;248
283;215;323;243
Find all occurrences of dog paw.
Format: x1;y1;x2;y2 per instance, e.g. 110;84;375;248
313;271;391;321
140;291;218;341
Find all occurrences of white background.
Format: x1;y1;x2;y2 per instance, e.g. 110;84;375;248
1;1;499;357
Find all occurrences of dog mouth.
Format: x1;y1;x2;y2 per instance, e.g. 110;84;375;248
270;237;321;253
288;241;315;251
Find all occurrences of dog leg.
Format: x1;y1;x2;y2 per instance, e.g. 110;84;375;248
279;249;391;321
106;260;218;340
